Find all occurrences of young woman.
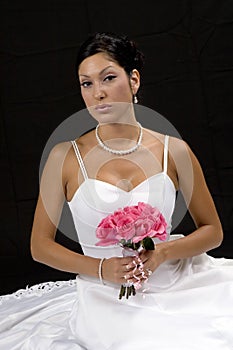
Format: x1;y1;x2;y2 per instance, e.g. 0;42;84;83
1;32;233;350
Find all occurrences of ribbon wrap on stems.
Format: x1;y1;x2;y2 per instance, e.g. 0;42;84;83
119;247;146;300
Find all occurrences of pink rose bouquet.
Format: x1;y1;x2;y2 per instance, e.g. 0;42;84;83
95;202;167;299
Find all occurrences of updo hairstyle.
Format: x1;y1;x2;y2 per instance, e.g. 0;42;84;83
76;32;145;78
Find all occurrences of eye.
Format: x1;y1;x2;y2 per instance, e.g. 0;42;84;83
103;75;117;82
80;81;92;88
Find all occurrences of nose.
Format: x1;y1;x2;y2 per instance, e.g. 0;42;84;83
93;82;105;101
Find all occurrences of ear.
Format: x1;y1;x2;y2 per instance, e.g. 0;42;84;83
130;69;140;95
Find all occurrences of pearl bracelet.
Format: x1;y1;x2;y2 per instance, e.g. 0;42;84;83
98;258;106;285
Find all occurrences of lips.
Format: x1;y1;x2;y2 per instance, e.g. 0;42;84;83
95;104;112;112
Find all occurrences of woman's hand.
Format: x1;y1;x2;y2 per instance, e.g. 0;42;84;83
139;245;166;277
101;256;147;285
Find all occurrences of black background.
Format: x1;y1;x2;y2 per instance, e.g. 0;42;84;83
0;0;233;295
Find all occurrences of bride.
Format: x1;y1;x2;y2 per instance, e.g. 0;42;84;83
0;32;233;350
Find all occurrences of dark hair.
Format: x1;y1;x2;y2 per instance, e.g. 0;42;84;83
75;32;145;79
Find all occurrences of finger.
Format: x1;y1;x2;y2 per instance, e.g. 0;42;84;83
123;267;148;283
145;268;153;276
123;273;131;281
124;262;135;271
127;273;146;285
122;271;140;282
123;257;140;270
121;256;146;280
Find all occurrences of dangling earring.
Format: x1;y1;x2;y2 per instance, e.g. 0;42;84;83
133;95;138;104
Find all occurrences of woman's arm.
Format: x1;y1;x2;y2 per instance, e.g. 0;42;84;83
141;138;223;270
30;142;141;284
30;142;101;277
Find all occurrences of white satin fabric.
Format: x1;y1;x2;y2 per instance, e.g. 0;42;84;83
1;139;233;349
0;177;233;349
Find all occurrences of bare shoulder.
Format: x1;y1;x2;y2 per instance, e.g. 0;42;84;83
47;130;95;166
42;141;76;182
144;128;195;181
39;142;73;177
168;135;191;155
46;139;91;168
144;127;189;153
47;141;73;161
164;135;196;176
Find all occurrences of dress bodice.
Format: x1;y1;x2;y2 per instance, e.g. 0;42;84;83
67;135;176;259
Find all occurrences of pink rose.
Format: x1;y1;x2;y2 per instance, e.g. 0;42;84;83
132;218;155;243
122;206;141;219
150;213;167;240
96;215;119;246
95;202;167;247
115;215;136;241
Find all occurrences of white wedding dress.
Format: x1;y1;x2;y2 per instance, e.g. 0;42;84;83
1;136;233;350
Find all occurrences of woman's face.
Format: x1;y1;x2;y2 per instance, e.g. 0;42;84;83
78;52;140;123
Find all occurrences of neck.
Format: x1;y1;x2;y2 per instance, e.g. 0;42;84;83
95;121;143;156
97;121;139;141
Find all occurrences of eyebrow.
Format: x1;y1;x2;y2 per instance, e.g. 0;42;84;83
79;65;115;78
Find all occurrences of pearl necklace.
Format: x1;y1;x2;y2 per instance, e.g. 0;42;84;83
95;122;143;155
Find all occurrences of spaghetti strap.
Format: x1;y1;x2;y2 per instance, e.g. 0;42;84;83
70;140;88;180
163;135;169;174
